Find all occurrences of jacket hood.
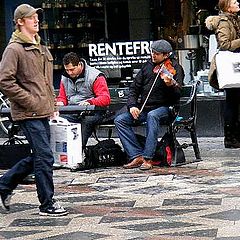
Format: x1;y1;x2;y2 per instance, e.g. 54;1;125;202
9;29;41;45
205;13;237;31
205;15;221;31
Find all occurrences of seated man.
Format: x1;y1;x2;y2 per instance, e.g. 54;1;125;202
57;52;111;149
114;39;184;170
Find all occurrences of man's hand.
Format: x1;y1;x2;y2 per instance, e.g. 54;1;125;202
79;101;90;106
51;111;59;120
161;74;178;87
161;74;173;87
130;107;140;119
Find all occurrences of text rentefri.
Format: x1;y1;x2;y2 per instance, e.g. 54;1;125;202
89;41;153;57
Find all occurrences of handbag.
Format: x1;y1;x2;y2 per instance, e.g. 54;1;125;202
0;138;31;170
215;51;240;89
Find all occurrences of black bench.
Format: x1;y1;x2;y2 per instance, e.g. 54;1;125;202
94;81;201;166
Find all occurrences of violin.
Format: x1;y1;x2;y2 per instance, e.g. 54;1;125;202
153;59;176;79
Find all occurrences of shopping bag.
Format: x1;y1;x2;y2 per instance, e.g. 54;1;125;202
50;118;83;169
0;138;31;170
215;51;240;89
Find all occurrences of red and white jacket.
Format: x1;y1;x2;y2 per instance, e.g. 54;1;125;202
57;60;111;107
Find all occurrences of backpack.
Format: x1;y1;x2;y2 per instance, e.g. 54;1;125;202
76;139;127;170
136;132;185;167
154;132;174;166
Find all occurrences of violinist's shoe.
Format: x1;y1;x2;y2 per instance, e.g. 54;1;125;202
123;156;144;169
139;161;153;170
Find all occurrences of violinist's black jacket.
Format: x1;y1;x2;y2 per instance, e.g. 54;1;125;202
127;57;185;111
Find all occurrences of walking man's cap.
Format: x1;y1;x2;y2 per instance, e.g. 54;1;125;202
14;4;42;23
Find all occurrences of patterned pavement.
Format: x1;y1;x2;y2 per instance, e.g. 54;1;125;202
1;137;240;240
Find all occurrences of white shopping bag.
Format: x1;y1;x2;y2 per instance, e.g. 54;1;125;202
216;51;240;89
50;117;82;168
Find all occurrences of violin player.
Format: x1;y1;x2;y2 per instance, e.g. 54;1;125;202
114;39;185;170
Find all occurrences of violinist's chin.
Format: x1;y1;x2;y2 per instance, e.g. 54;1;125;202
151;57;159;64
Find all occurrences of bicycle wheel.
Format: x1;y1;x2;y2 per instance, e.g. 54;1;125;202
0;92;25;139
0;92;11;135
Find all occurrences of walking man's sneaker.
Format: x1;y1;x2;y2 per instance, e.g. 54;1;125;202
39;200;68;217
0;191;13;211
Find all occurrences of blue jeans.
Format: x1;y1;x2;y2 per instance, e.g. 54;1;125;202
61;112;104;148
0;118;54;211
114;106;171;160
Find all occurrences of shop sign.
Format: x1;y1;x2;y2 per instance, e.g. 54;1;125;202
88;41;152;69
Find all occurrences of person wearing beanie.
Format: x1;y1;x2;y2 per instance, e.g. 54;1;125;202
0;4;68;216
114;39;184;170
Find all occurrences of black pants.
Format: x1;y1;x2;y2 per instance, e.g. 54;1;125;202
224;88;240;126
60;112;105;148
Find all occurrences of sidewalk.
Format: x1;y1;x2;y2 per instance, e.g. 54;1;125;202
1;137;240;240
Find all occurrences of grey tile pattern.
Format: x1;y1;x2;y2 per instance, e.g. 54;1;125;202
202;209;240;221
1;137;240;239
114;221;199;231
0;231;47;239
9;218;72;227
42;231;108;240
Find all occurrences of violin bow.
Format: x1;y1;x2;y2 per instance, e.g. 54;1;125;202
139;63;164;113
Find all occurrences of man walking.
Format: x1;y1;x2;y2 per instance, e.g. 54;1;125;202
0;4;68;216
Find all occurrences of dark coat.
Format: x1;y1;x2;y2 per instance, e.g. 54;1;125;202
127;57;184;111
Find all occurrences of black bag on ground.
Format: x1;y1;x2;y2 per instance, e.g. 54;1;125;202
154;132;175;166
136;132;185;167
0;138;31;170
79;139;127;170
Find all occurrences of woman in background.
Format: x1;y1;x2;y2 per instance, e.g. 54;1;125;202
206;0;240;148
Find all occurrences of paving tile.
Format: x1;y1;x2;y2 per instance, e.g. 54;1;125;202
100;215;152;223
0;230;47;239
45;231;108;240
162;198;222;206
158;208;208;216
90;185;119;192
97;176;148;183
202;209;240;221
61;194;118;203
9;218;72;227
88;201;136;208
158;229;218;238
131;186;179;195
0;203;38;214
114;221;200;231
68;205;114;216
